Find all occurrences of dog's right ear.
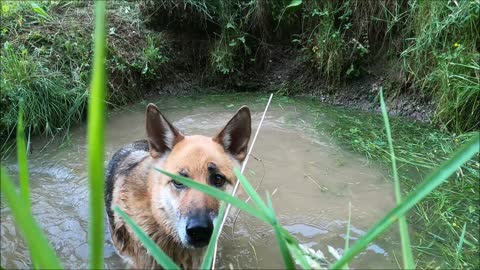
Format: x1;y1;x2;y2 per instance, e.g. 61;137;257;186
145;103;184;158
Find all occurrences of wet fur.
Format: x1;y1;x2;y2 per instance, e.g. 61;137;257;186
105;105;251;269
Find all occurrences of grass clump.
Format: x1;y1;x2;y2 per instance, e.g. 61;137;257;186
0;1;171;154
0;41;88;139
310;100;479;269
401;0;479;133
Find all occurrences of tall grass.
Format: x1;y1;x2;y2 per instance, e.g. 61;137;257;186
0;0;169;156
87;1;107;268
401;0;480;132
16;109;31;210
0;41;88;141
0;1;479;270
379;89;414;269
139;0;478;132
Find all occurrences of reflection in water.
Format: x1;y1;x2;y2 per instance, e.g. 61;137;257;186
1;95;400;269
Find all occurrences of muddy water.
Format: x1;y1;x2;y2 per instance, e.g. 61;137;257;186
1;94;401;269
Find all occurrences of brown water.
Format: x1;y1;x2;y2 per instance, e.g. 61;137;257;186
1;95;401;269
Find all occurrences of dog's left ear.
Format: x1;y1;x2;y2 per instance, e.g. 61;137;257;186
146;103;184;158
213;106;251;162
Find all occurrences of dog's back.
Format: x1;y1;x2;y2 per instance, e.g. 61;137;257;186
105;140;149;233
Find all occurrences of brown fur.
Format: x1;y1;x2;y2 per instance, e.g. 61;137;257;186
105;105;251;269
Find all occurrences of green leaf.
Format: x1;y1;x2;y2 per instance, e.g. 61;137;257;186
286;242;311;269
233;168;271;220
0;168;63;269
226;22;235;29
200;203;227;269
16;108;31;210
113;206;180;270
2;4;10;13
455;223;467;267
87;1;107;268
331;133;479;269
266;194;295;269
379;88;415;269
154;168;269;223
286;0;302;8
30;3;51;20
343;202;352;270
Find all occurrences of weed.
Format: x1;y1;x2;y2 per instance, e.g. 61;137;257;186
400;0;480;132
0;41;88;143
310;98;480;269
0;0;173;156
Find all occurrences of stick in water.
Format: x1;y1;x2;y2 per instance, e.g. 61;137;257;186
211;93;274;268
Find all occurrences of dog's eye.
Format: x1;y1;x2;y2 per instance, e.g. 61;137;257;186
171;179;186;189
210;174;226;188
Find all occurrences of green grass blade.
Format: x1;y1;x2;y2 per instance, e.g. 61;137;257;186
113;206;180;270
17;108;40;269
233;168;271;218
200;202;227;269
455;223;467;268
279;224;314;269
286;242;311;269
345;202;351;253
87;1;107;268
379;88;415;269
155;168;269;223
0;168;63;269
273;224;296;269
16;108;31;210
342;202;352;270
331;133;479;269
266;193;295;269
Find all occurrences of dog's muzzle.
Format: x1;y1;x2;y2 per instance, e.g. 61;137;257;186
185;213;214;248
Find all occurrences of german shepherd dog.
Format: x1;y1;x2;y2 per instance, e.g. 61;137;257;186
105;103;251;269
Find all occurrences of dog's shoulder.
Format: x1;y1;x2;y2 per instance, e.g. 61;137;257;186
105;140;151;231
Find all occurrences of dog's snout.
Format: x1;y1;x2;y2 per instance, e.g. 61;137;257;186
185;214;213;247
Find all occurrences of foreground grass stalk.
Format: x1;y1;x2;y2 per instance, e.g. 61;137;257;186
267;193;296;269
16;109;40;269
201;203;227;269
331;133;479;269
87;1;107;269
455;223;467;268
16;109;31;211
379;89;415;269
156;168;269;223
113;206;180;270
0;169;63;269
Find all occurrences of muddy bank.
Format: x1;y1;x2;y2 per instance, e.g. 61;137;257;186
151;44;434;124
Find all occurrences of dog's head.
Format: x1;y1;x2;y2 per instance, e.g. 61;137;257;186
146;104;251;248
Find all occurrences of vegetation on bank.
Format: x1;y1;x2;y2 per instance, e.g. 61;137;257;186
1;0;478;149
140;0;479;132
0;1;169;153
0;1;478;268
308;98;479;269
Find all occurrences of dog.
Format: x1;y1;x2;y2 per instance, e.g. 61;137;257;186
105;103;251;269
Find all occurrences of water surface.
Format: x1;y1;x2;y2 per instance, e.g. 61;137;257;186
1;94;401;269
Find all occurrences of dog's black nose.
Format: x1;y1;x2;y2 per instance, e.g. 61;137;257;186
185;214;213;247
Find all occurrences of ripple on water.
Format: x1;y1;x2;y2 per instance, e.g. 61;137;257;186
1;95;400;269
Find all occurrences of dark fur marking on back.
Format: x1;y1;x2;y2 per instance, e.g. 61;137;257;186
105;140;149;229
